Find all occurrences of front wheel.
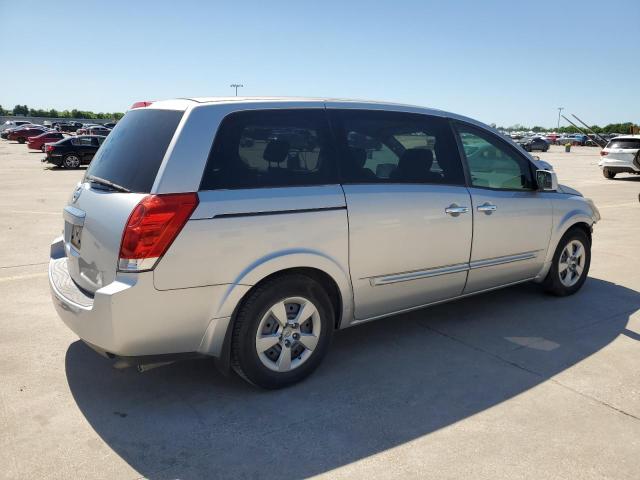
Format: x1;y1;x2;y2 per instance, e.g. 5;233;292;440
63;154;81;169
543;228;591;296
17;137;26;144
603;168;616;179
231;274;334;389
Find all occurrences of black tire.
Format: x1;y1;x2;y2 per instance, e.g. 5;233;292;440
17;137;26;144
231;274;334;389
63;154;81;169
40;145;45;152
603;168;616;179
543;228;591;296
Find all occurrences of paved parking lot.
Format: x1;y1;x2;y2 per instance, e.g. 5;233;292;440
0;141;638;480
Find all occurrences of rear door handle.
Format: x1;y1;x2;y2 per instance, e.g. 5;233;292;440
477;203;497;214
445;204;469;217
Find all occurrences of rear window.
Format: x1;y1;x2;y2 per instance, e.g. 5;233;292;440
607;139;640;150
85;109;183;193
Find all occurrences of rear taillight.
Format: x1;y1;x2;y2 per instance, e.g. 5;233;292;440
118;193;199;272
600;151;608;156
46;145;55;152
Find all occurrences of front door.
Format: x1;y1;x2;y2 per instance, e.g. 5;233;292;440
329;108;472;320
455;123;552;293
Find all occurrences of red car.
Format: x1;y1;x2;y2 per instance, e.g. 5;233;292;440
7;126;49;143
27;131;66;152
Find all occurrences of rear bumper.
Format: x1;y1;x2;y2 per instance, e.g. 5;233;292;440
599;158;640;172
48;236;243;358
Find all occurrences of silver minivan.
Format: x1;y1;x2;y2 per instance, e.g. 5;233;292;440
49;98;600;388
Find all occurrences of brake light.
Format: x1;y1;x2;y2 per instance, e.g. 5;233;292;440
600;151;608;156
118;193;199;272
130;100;154;109
46;145;55;152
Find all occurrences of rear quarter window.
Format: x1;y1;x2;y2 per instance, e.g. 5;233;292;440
85;109;183;193
200;109;337;190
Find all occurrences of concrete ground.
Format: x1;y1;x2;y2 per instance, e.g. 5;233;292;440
0;141;638;480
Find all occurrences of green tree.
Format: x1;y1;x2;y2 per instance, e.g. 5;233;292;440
49;109;59;118
13;104;29;116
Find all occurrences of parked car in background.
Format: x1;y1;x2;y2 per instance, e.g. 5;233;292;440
47;98;600;389
519;136;549;152
565;134;588;146
55;122;83;133
42;135;105;168
27;131;66;152
85;126;111;136
0;120;32;132
6;125;49;143
76;124;102;135
599;135;640;179
103;122;118;129
545;133;559;144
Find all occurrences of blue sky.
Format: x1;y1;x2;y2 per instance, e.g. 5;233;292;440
1;0;638;127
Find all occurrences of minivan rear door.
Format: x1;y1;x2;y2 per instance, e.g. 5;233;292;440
62;107;185;293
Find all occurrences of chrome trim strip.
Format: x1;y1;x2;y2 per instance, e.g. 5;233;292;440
469;250;540;270
370;250;541;286
370;263;470;286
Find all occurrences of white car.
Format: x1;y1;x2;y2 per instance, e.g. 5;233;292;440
599;135;640;179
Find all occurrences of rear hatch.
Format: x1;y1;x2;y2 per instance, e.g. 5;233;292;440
603;138;640;166
63;108;185;294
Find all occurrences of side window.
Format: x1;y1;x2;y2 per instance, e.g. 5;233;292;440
457;124;535;190
331;110;465;185
200;109;336;190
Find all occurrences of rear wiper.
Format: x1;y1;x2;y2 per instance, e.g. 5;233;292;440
86;175;130;193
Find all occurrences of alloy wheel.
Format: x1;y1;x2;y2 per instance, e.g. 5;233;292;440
558;239;585;287
65;155;80;168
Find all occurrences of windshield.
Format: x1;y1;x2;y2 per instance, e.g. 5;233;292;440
84;109;183;193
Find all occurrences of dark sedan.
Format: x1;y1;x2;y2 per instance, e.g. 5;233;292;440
519;136;549;152
42;135;105;168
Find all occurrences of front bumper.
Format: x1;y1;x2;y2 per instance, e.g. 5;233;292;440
48;237;240;358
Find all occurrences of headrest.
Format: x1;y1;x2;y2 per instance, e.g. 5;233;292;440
348;147;367;168
398;148;434;171
263;139;290;164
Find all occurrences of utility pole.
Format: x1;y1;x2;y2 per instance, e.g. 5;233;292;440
230;84;244;96
557;107;564;130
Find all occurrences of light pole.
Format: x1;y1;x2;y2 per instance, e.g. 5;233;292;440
557;107;564;130
230;84;244;96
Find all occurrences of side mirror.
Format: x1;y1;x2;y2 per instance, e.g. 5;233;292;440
536;169;558;191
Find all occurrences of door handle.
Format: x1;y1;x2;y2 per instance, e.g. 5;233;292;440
445;204;469;217
477;203;497;214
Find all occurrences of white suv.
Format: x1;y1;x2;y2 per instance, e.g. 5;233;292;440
599;135;640;179
48;97;600;388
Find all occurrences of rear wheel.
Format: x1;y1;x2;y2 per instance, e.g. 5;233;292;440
603;168;616;179
63;154;81;169
543;228;590;296
17;137;26;144
40;145;45;152
231;274;334;389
